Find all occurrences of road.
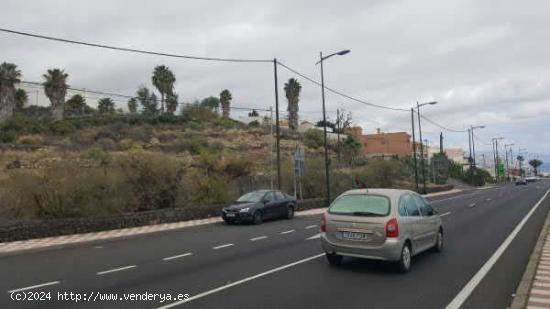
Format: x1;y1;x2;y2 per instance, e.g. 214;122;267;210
1;181;550;309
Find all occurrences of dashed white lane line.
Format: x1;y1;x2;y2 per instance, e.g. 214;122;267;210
440;212;451;217
155;253;325;309
250;236;268;241
97;265;136;276
8;281;60;293
280;230;295;234
213;243;234;250
445;188;550;309
305;225;317;229
306;233;321;240
163;253;192;261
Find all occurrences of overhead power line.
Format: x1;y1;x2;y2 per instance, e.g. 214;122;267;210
419;114;468;133
0;27;272;63
276;61;409;113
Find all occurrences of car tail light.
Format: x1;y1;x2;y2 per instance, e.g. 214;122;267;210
320;213;327;232
386;218;399;238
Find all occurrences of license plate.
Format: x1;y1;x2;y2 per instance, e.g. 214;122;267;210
226;213;236;217
342;231;368;240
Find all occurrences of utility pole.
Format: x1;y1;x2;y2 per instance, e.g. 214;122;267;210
468;128;473;170
411;108;419;192
336;108;341;162
273;59;282;190
269;107;274;189
417;103;426;194
439;132;443;154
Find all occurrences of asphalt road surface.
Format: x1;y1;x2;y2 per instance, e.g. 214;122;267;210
2;181;550;309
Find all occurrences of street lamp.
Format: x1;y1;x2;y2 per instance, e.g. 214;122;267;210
504;143;514;180
317;49;350;206
469;125;485;168
416;101;438;194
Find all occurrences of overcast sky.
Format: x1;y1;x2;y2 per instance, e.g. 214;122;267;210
1;0;549;163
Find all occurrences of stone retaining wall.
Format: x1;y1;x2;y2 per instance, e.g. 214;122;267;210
0;198;326;242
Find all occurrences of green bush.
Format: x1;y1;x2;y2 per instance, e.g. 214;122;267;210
248;120;260;128
50;120;77;135
303;129;324;149
118;152;189;210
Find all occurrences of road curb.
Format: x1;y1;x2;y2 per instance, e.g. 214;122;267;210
510;208;550;309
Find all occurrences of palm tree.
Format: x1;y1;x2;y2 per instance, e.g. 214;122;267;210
0;62;21;121
97;97;115;114
220;89;232;118
529;159;543;176
152;65;176;114
136;86;158;115
284;78;302;131
15;88;28;111
43;68;69;121
65;94;89;116
165;93;178;115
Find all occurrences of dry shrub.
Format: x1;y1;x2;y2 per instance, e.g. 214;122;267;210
17;135;44;145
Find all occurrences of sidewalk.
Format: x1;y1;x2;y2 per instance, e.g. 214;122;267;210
512;209;550;309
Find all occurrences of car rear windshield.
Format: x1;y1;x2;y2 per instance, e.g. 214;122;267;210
328;194;390;217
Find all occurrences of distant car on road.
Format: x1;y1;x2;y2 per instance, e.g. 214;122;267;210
222;190;296;224
320;189;443;273
515;178;528;185
526;176;537;183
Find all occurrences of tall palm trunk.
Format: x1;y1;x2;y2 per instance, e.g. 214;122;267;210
51;95;65;121
0;86;15;121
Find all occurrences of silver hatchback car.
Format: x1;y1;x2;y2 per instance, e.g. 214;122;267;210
320;188;443;272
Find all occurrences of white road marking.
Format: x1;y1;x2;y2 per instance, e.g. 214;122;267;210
307;233;321;240
468;203;476;208
445;188;550;309
8;281;60;293
305;225;317;229
155;253;325;309
213;243;234;250
532;288;550;296
440;212;451;217
485;198;492;201
529;297;550;304
280;230;295;234
96;265;136;275
250;236;268;241
93;246;103;249
163;253;192;261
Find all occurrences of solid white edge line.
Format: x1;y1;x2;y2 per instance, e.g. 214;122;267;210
212;243;234;250
163;253;193;261
440;212;451;217
250;236;268;241
96;265;136;275
446;188;550;309
155;253;325;309
8;281;60;293
280;230;295;234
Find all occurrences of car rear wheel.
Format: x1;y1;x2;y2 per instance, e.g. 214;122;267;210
286;206;295;219
396;243;412;273
326;253;343;266
252;211;263;225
